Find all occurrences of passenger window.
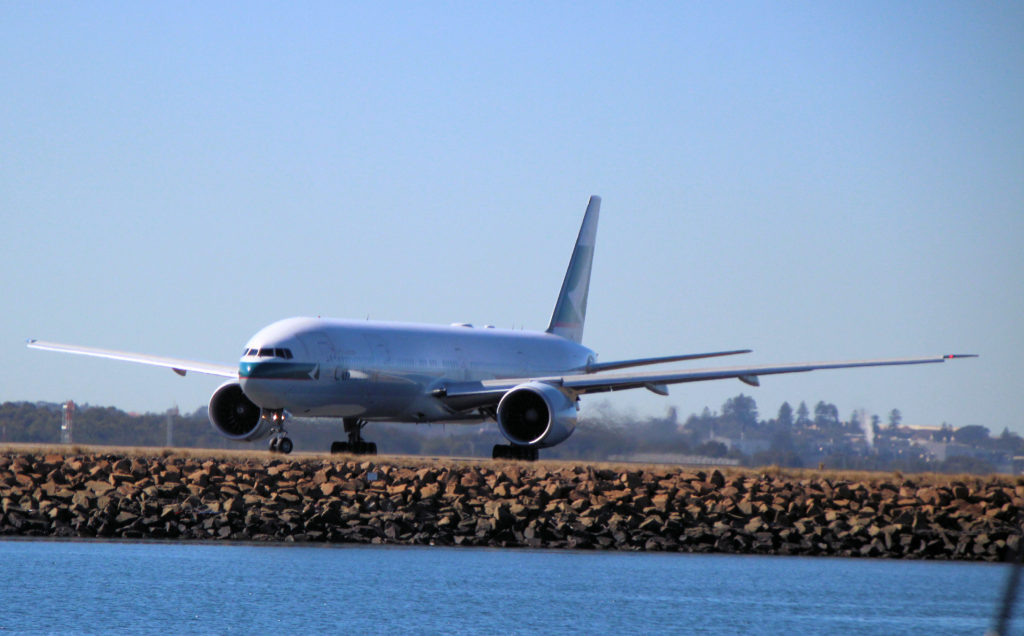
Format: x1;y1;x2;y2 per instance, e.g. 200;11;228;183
283;349;293;359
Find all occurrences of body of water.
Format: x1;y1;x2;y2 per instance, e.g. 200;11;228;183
0;539;1017;635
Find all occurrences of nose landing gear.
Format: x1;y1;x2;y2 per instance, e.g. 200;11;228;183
265;410;294;454
269;436;293;454
330;418;377;455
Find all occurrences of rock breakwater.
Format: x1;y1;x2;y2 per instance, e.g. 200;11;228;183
0;450;1020;560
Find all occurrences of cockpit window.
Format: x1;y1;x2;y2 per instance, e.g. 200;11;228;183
249;347;293;359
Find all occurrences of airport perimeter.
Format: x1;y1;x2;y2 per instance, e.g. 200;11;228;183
0;445;1018;561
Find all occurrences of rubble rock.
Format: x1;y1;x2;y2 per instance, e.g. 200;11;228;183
0;449;1017;560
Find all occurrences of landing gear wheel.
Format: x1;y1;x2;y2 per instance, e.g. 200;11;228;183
265;409;293;454
330;419;378;455
330;441;348;454
492;444;539;461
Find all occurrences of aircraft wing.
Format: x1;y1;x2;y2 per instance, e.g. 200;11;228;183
27;339;238;378
436;354;977;411
584;349;751;373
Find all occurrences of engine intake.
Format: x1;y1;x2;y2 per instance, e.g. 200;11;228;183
208;381;270;441
496;382;577;448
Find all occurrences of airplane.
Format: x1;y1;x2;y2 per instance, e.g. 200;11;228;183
27;196;975;460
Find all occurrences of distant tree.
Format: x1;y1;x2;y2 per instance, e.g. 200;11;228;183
647;406;680;439
776;402;794;428
934;423;955;443
888;408;902;429
682;407;716;440
722;394;759;429
0;402;61;443
953;424;990;447
769;429;796;453
847;410;873;436
796;402;811;427
813;401;839;428
997;428;1024;454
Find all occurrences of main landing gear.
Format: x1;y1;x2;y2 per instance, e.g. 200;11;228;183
492;444;539;461
330;418;378;455
266;410;294;455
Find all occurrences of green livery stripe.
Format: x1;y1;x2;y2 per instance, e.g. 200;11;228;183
239;362;319;380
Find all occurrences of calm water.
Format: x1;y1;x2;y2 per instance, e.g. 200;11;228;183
0;539;1018;635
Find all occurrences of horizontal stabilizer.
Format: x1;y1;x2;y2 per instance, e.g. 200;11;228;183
585;349;751;373
27;339;237;379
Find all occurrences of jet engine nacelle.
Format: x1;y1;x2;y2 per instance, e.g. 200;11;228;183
496;382;577;448
208;381;271;441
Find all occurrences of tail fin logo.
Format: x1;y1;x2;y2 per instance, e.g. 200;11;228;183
547;196;600;343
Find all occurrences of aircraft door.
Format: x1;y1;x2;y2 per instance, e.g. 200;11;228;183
361;334;392;369
517;350;528;376
297;331;339;380
454;345;469;381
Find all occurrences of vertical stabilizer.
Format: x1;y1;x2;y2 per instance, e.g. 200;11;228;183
546;196;600;343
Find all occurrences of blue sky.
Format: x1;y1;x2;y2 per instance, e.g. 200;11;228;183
2;3;1021;434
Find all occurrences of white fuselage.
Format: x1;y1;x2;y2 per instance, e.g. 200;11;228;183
238;317;595;422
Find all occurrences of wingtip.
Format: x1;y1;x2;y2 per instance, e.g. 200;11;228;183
944;354;979;359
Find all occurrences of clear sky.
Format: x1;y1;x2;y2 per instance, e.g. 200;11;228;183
2;3;1021;434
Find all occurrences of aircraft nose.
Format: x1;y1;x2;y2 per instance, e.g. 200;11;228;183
238;360;317;410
